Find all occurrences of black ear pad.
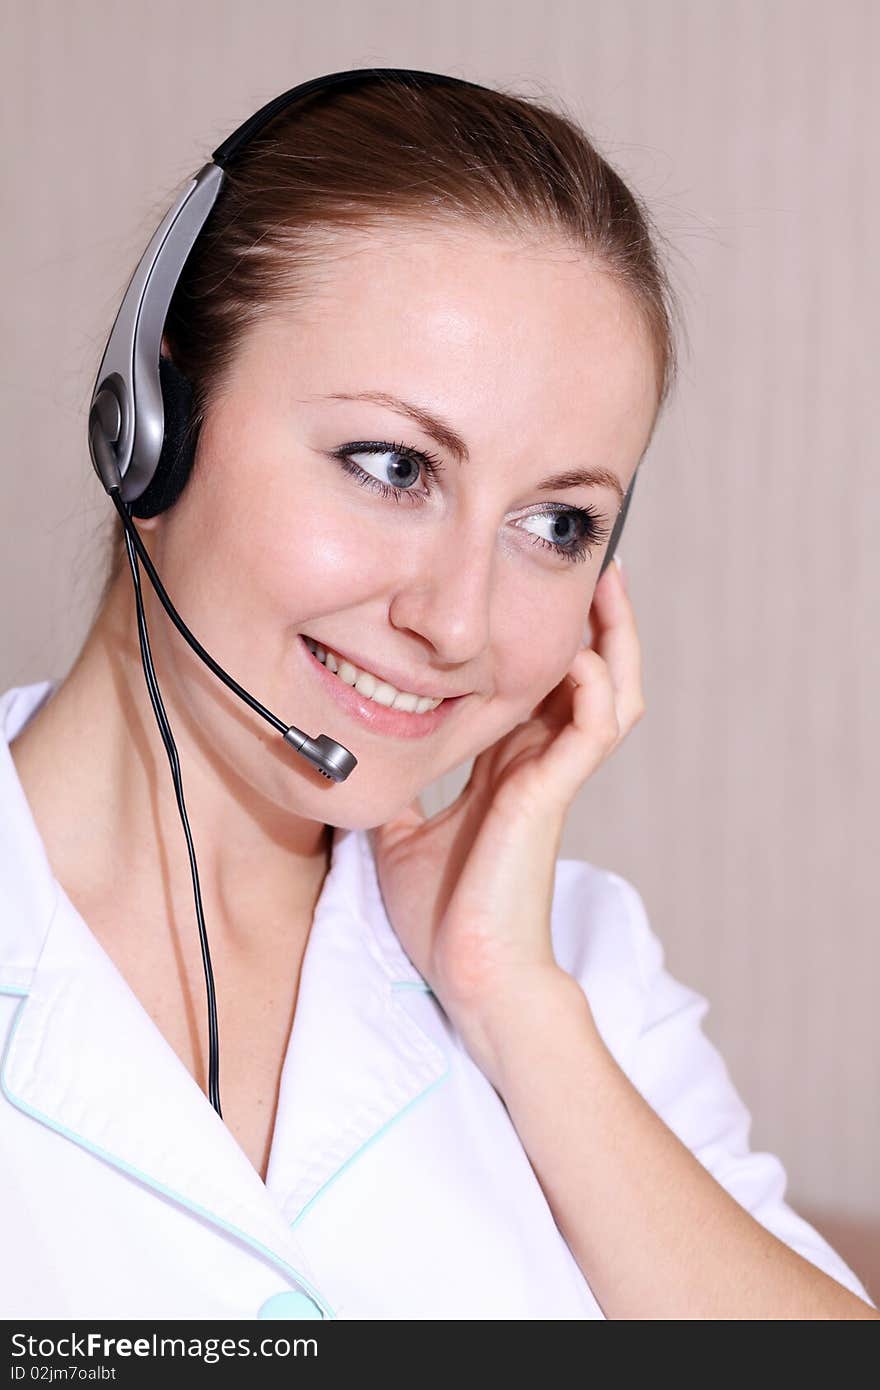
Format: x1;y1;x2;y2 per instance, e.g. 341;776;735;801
129;355;199;518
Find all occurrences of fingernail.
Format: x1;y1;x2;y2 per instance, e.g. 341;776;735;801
614;550;628;591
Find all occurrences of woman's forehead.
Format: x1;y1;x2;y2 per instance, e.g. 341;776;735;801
242;222;658;469
280;226;646;354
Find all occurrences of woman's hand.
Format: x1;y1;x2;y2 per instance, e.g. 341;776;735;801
369;554;645;1076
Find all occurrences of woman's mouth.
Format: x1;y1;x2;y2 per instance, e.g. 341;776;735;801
296;634;467;739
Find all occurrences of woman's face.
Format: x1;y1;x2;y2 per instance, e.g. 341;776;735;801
139;221;658;828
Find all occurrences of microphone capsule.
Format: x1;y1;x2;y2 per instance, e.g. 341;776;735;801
283;727;358;783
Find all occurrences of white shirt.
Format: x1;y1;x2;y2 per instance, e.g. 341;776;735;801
0;678;873;1319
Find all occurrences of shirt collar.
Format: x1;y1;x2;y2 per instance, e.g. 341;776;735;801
0;679;62;991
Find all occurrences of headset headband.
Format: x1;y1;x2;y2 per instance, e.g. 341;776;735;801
87;66;637;570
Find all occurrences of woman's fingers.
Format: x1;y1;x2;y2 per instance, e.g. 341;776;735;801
529;559;644;801
581;555;646;733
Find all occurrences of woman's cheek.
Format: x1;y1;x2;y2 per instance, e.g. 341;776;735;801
518;645;582;714
269;507;389;616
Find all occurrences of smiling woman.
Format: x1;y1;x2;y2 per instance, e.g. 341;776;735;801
3;68;875;1323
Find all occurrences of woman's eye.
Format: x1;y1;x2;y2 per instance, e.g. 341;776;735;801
331;441;441;503
517;507;612;565
331;440;611;565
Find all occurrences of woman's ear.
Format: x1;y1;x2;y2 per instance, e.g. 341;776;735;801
132;509;162;534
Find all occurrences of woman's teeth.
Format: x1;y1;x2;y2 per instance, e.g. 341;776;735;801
303;637;444;714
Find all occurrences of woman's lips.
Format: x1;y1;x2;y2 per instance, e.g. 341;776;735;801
296;634;466;739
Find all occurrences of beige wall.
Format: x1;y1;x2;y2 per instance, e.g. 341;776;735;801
2;0;877;1296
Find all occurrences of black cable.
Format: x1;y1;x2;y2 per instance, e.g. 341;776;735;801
109;491;287;736
114;492;223;1117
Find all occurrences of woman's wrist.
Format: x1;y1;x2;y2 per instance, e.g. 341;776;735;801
446;962;600;1094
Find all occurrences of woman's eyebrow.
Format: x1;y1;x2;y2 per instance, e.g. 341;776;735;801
308;389;625;503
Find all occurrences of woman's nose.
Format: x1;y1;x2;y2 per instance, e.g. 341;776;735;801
387;529;496;666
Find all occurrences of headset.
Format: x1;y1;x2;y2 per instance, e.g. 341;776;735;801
87;66;640;1118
